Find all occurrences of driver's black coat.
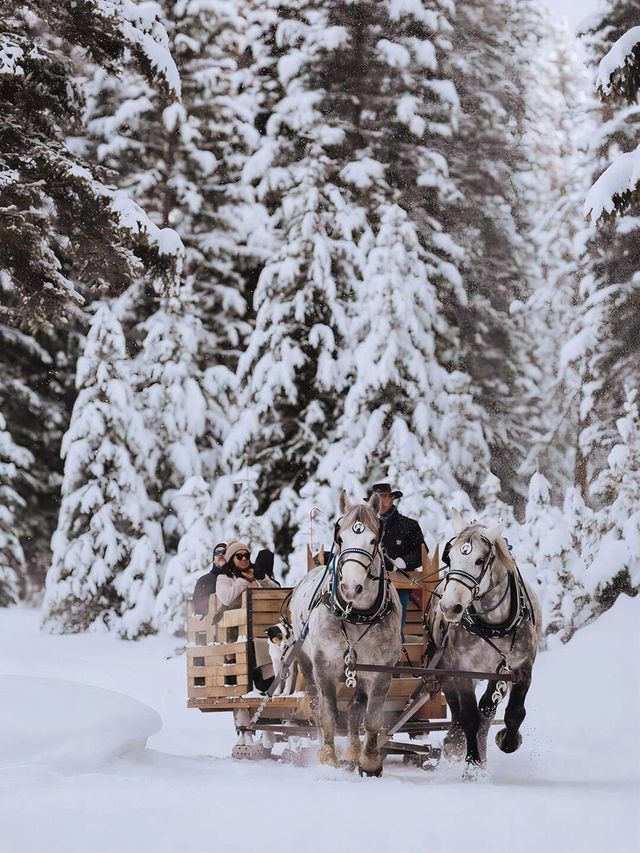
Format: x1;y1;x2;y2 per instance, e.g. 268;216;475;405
380;507;426;570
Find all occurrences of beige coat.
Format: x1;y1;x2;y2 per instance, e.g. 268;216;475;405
215;574;279;607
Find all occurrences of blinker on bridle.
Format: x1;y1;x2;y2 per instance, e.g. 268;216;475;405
333;514;383;582
443;534;495;598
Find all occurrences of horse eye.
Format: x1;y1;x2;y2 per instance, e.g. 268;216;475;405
370;538;376;545
475;558;484;566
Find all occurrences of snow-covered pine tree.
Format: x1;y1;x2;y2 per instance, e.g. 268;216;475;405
514;8;598;501
153;475;224;634
443;0;536;508
225;150;359;563
0;410;33;605
316;203;486;545
0;0;182;597
519;473;591;645
0;0;181;327
577;4;640;488
132;286;207;555
42;306;164;638
0;301;75;593
85;0;264;355
224;468;274;552
586;386;640;613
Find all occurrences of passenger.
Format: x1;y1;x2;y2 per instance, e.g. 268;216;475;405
215;542;279;607
192;542;227;616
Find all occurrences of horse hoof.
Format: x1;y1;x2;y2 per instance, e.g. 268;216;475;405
495;728;522;754
318;745;339;767
358;763;383;778
463;762;489;782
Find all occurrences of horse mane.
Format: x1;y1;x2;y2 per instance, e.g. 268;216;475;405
454;524;517;575
341;501;379;535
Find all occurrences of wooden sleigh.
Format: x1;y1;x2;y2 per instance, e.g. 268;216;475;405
186;545;458;766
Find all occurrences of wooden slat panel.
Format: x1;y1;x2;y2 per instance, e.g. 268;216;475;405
249;589;292;602
218;609;248;629
250;600;289;613
187;664;247;678
188;674;251;688
187;641;248;658
188;685;248;699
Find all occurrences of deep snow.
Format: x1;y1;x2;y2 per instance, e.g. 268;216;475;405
0;597;638;853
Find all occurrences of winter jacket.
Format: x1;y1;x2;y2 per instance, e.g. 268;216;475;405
215;573;279;607
380;507;425;571
192;567;223;616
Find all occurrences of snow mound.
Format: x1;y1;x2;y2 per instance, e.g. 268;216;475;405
0;675;161;774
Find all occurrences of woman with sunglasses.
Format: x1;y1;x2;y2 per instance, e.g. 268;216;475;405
215;541;279;607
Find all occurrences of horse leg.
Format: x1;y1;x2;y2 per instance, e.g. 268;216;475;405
456;680;482;765
343;688;366;768
442;688;466;760
359;677;391;777
298;651;317;716
477;682;499;764
314;657;340;767
496;667;531;754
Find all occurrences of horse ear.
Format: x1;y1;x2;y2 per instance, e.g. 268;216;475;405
484;519;505;543
369;492;381;514
339;490;349;515
451;507;466;535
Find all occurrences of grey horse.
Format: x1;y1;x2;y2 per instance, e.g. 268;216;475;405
425;509;542;766
290;491;402;775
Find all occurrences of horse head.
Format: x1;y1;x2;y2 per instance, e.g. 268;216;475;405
439;510;507;624
334;490;382;608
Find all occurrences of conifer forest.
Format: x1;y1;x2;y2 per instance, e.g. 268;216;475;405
1;0;639;643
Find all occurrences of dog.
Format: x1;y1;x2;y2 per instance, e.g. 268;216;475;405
266;621;297;695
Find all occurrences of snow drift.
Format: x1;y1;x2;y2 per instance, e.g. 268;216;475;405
0;675;161;774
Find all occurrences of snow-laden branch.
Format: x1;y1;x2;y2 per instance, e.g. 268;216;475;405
88;0;181;96
596;26;640;99
584;144;640;221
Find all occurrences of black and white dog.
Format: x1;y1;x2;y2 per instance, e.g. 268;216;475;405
265;621;297;695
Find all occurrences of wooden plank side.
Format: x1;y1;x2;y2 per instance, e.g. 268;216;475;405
187;664;247;678
249;589;292;602
188;674;251;688
188;685;248;699
187;641;249;658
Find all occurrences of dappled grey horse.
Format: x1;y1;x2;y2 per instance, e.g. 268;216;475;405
290;492;401;775
426;509;542;766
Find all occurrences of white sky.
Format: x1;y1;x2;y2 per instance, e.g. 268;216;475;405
541;0;603;28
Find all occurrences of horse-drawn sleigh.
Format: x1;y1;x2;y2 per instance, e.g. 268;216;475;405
186;494;541;776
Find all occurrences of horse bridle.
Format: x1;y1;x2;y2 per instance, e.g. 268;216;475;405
328;516;392;623
442;533;495;601
441;530;535;643
333;516;384;583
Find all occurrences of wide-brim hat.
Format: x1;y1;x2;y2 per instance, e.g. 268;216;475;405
371;482;403;499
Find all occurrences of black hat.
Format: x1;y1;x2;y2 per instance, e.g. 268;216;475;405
371;483;403;499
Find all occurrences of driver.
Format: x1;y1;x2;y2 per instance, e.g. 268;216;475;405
370;482;426;627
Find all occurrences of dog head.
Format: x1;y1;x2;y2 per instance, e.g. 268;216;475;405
265;625;284;645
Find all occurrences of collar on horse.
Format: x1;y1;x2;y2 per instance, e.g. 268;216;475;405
462;571;530;640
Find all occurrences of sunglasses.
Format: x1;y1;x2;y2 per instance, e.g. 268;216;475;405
214;548;226;556
234;552;250;560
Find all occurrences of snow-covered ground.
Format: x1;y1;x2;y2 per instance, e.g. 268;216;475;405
1;597;638;853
